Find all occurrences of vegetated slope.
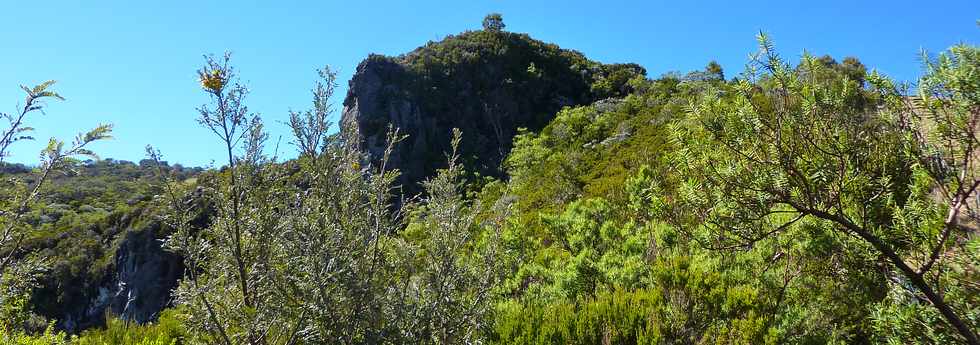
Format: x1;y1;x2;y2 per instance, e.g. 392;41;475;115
4;160;203;332
341;28;645;196
479;58;920;343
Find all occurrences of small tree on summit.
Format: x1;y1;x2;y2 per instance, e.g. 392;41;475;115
705;61;724;80
483;13;505;32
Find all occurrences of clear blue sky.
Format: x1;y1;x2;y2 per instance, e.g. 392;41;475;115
1;1;977;167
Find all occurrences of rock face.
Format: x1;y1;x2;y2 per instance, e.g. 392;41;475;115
59;222;183;332
104;224;183;323
341;30;644;195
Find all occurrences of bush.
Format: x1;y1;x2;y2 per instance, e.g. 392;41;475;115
491;289;662;345
73;309;186;345
0;323;68;345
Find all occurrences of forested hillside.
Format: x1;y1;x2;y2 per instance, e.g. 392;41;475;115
1;14;978;345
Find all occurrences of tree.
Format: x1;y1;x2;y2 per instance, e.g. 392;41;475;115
705;61;724;81
162;54;501;345
275;66;404;344
394;129;504;343
666;34;979;343
162;52;278;345
482;13;505;32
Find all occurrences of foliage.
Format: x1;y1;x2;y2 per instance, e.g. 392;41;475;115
162;52;295;345
0;323;68;345
482;33;980;343
391;129;503;343
1;23;978;345
492;289;664;345
500;197;650;301
0;309;185;345
163;56;502;345
482;13;505;32
3;157;199;330
667;34;980;343
0;81;113;333
501;74;695;239
73;309;186;345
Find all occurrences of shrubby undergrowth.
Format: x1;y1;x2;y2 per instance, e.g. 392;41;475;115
1;16;978;344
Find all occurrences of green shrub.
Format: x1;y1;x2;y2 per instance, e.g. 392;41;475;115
0;323;68;345
73;309;186;345
491;289;662;345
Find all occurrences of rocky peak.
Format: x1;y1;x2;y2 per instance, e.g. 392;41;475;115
341;30;644;196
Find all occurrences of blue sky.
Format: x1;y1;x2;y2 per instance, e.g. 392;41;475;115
1;0;977;167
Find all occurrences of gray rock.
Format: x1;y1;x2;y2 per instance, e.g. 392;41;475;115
104;225;183;323
60;222;183;332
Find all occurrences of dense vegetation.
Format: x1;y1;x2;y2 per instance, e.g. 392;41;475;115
1;14;978;345
11;159;201;330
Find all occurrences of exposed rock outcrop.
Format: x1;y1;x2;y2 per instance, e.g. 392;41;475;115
40;184;213;333
105;224;183;324
56;221;182;332
341;30;644;195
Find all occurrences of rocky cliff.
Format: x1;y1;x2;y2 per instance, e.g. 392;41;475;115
341;29;645;195
59;221;183;332
16;160;208;333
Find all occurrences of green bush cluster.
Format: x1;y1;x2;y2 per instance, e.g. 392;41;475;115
492;289;665;345
73;309;186;345
481;41;980;343
0;309;186;345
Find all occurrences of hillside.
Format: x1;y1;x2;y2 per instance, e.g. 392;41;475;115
1;14;978;345
0;160;203;332
342;25;645;195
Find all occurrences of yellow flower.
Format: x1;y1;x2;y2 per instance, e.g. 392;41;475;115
200;70;225;92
